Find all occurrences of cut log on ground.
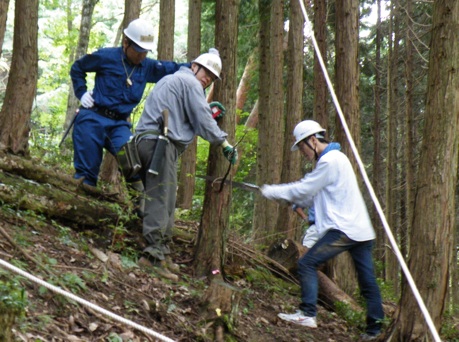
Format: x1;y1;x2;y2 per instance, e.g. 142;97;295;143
267;238;363;313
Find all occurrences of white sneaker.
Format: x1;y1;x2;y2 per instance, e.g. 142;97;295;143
278;311;317;328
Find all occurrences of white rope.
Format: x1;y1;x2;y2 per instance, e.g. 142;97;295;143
0;258;176;342
297;1;441;341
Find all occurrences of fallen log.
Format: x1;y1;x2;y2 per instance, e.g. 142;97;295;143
267;238;363;313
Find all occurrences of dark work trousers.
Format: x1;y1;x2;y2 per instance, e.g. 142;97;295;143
137;138;179;253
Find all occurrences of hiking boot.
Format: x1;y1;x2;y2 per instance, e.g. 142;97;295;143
143;245;165;261
138;256;179;282
278;311;317;328
360;333;381;341
164;256;180;273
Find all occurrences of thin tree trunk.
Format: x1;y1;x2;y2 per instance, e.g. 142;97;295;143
158;0;175;60
176;0;202;209
385;2;400;297
371;0;385;275
313;0;328;128
64;0;99;134
236;49;257;116
276;0;303;241
0;0;10;59
389;0;459;339
0;0;38;155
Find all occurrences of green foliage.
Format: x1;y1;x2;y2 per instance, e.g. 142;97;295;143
0;279;27;315
334;301;365;330
441;305;459;341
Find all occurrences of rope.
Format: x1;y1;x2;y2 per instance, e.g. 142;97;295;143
297;1;441;341
0;258;176;342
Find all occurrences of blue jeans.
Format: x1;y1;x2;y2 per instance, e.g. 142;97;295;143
298;229;384;335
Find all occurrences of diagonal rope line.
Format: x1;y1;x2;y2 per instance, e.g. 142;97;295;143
297;1;441;341
0;258;176;342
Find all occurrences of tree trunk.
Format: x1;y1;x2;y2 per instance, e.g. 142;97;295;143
328;0;359;297
0;0;10;59
235;49;257;116
0;0;38;156
385;1;400;297
64;0;99;138
388;0;459;340
253;0;284;246
158;0;175;60
313;0;328;128
99;1;141;186
276;0;303;241
194;0;239;277
176;0;202;209
371;0;385;275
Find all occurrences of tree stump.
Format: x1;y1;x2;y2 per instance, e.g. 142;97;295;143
267;238;307;273
200;276;242;340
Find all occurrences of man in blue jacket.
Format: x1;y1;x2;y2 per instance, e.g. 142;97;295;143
70;18;189;194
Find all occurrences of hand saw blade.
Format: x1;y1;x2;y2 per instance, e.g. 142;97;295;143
195;175;260;193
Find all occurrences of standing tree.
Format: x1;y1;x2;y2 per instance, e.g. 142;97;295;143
0;0;10;59
253;0;284;246
385;0;401;296
313;0;328;129
0;0;38;155
388;0;459;339
276;0;303;241
194;0;239;277
64;0;99;134
176;0;202;209
158;0;175;60
327;0;359;296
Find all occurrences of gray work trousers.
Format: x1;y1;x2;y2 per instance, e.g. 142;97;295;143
137;138;179;250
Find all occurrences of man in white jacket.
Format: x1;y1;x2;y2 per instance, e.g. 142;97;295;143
261;120;384;341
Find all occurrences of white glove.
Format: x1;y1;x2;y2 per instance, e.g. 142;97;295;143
260;185;277;200
80;91;94;108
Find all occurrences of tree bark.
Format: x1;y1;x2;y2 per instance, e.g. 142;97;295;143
64;0;99;138
0;0;10;59
371;0;385;274
276;0;303;241
158;0;175;60
0;0;38;156
389;0;459;339
328;0;359;297
194;0;239;277
385;1;401;297
313;0;328;129
176;0;202;209
253;0;284;246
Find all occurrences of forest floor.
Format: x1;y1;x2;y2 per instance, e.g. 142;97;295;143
0;153;449;342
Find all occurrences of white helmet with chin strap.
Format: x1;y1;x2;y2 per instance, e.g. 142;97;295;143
124;18;155;51
192;48;222;79
291;120;326;151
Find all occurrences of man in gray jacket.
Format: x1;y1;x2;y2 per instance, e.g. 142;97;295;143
135;48;237;279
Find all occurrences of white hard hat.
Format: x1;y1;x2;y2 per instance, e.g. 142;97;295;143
123;18;155;52
291;120;326;151
192;48;222;79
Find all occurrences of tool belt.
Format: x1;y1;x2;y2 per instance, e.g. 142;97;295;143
117;130;160;180
94;107;125;120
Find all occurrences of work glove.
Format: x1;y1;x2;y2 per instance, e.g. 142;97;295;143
221;140;238;165
80;91;94;108
210;101;226;120
260;184;277;200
